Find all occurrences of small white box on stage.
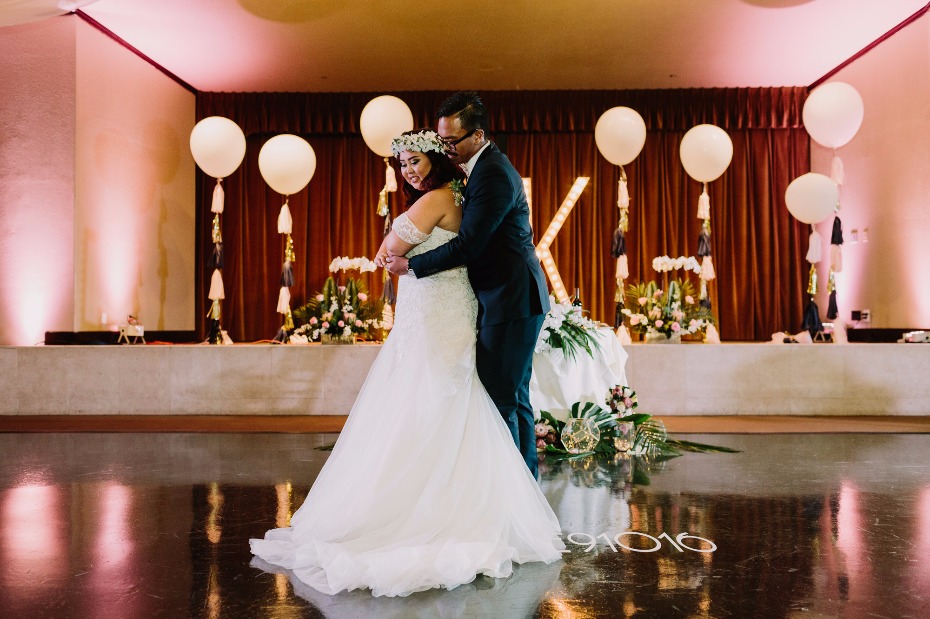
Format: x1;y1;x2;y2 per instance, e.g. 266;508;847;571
900;330;930;343
118;324;145;344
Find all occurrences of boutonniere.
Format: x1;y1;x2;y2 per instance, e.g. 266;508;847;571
450;179;465;207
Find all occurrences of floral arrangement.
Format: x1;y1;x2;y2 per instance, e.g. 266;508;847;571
291;257;385;343
606;384;638;416
535;296;602;360
621;279;714;339
536;384;736;458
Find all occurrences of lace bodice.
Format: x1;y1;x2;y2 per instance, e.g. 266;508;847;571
386;213;478;378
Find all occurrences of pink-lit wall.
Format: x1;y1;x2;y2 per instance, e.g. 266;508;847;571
0;15;196;345
811;14;930;329
74;18;195;332
0;17;77;345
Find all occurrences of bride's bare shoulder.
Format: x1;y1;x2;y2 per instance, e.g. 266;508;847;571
410;185;456;213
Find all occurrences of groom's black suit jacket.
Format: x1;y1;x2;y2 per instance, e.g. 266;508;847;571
408;142;550;327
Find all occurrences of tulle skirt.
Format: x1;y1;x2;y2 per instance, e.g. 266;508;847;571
250;314;564;597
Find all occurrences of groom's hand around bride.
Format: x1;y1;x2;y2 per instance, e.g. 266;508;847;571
384;255;409;276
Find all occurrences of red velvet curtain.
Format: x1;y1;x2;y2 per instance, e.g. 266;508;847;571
196;89;809;342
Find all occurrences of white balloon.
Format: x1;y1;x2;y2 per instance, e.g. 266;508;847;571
802;82;864;149
680;124;733;183
594;106;647;166
258;134;316;196
360;95;414;157
785;173;838;224
190;116;246;179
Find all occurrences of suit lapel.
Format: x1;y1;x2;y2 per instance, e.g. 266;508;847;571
462;142;498;210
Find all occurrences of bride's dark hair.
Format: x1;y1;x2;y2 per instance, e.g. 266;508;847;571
393;129;466;207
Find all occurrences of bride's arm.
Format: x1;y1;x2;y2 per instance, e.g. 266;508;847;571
377;190;449;262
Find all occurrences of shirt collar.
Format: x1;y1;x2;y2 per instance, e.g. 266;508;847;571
463;141;492;178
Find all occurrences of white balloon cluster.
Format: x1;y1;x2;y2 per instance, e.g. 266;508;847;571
789;81;864;328
786;82;863;227
190;115;320;341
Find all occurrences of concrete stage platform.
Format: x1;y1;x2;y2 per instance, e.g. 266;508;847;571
2;342;928;416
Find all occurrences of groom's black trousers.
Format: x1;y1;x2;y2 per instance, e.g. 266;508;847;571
476;314;545;478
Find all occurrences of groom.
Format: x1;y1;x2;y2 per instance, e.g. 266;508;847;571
385;91;550;477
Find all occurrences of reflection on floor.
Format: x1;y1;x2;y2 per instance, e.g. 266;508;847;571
1;432;928;618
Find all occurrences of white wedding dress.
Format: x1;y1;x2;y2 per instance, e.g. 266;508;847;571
250;213;565;598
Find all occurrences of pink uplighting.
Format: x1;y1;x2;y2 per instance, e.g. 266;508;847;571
1;484;69;594
0;220;73;345
836;482;874;607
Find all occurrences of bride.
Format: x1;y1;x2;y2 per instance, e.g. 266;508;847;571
250;129;564;598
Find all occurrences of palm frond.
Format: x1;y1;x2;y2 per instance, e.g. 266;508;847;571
633;418;681;458
666;438;740;453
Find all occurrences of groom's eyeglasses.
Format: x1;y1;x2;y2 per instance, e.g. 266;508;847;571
440;129;476;148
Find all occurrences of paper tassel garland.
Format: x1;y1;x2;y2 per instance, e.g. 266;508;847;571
807;264;818;295
831;216;844;244
211;180;225;214
280;261;294;287
617;178;629;208
384;158;397;192
806;229;822;264
208;269;225;300
697;230;711;257
700;256;715;281
827;290;838;320
210;242;224;269
276;286;291;314
611;228;626;257
277;202;293;235
615;254;629;280
826;269;838;320
696;186;710;220
802;298;823;338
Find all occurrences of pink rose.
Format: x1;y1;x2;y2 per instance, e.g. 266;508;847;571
316;294;324;302
536;438;547;449
624;397;633;408
355;319;363;327
655;320;664;328
309;317;318;325
685;295;695;304
654;289;663;298
671;322;681;332
535;423;549;437
638;297;648;306
322;321;329;329
337;320;345;327
630;316;640;326
338;286;346;292
358;293;368;301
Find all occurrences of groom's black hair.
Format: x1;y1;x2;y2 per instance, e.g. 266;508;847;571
436;91;489;134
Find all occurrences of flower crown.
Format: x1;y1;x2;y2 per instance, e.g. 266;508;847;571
391;130;446;157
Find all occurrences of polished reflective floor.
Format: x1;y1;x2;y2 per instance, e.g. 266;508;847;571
1;432;929;618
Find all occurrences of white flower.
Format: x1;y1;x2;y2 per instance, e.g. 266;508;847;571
328;256;376;273
652;255;701;274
